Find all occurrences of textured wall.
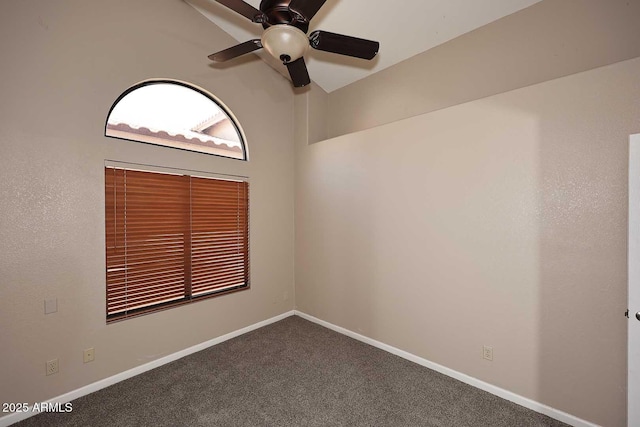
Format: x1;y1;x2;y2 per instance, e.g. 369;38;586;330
295;58;640;426
0;0;295;414
326;0;640;138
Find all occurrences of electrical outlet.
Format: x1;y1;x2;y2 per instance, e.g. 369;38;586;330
46;359;59;376
44;298;58;314
83;348;95;363
483;346;494;361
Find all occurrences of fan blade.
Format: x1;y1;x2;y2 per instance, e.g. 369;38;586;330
285;57;311;88
212;0;267;23
309;30;379;60
208;39;263;62
288;0;327;22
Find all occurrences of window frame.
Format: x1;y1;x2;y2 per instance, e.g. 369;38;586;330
105;79;249;161
104;162;250;323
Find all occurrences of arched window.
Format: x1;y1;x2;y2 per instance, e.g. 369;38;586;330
105;80;248;160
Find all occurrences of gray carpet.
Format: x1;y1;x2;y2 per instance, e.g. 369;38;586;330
16;315;568;426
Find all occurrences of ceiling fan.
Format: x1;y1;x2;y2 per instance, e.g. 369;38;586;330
207;0;380;87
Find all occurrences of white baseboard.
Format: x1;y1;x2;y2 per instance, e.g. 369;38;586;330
294;310;599;427
1;309;599;427
0;310;295;427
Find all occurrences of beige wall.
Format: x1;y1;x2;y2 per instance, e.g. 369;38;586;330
325;0;640;138
0;0;295;413
295;57;640;426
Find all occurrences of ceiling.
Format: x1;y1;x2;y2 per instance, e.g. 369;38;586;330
188;0;542;93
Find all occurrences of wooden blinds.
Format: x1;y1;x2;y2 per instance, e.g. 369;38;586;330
105;166;249;322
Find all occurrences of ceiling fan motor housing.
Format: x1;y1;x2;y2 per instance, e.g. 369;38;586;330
260;0;309;32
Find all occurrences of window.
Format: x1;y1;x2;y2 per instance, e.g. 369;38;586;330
105;80;247;160
105;166;249;322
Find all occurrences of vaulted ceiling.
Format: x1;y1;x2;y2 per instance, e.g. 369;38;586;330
188;0;542;93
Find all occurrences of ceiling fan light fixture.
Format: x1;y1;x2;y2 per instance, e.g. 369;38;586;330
261;25;309;63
